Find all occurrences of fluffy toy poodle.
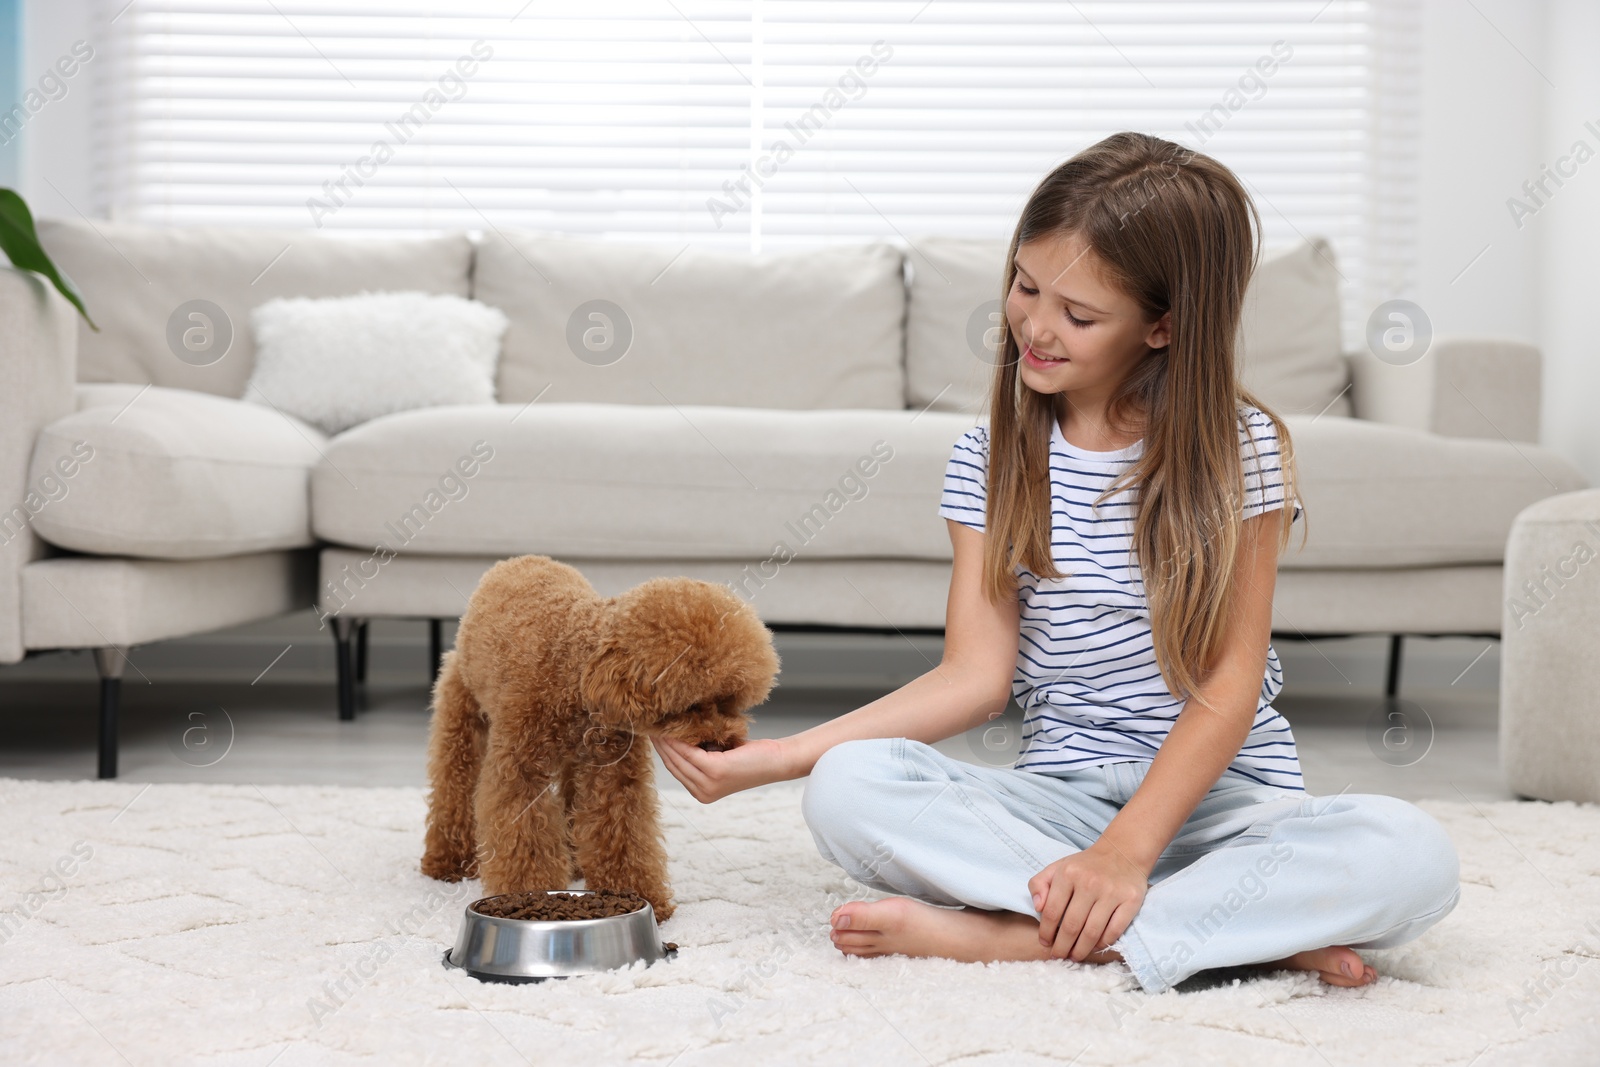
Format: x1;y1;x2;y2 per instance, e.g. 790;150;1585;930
420;555;779;921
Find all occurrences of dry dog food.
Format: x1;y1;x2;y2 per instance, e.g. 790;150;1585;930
474;889;649;921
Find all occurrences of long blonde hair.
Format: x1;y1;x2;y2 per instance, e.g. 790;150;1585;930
983;131;1305;710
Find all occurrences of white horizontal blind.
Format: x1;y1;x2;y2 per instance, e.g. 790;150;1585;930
94;0;1414;339
1363;0;1421;310
97;1;761;240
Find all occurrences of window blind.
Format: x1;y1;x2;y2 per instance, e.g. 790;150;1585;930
94;0;1417;342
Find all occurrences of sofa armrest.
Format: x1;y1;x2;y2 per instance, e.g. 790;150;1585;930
0;267;78;663
1346;336;1542;443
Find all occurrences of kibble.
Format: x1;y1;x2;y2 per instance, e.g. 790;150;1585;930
473;889;649;921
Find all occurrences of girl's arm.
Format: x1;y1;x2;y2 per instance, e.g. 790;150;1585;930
653;518;1020;802
780;519;1021;774
1031;508;1285;961
1095;509;1284;874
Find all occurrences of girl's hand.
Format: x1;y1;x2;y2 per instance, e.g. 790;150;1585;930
650;734;797;803
1028;843;1150;961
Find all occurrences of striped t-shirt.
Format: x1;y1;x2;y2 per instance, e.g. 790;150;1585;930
938;405;1306;792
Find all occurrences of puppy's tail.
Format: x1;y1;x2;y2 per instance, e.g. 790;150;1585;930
422;650;485;881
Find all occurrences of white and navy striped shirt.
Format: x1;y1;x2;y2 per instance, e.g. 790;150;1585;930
939;405;1306;792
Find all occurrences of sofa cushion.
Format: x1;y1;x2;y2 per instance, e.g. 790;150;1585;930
75;383;151;412
244;291;509;434
1280;414;1586;568
1237;238;1349;417
312;406;1585;570
28;386;327;560
903;237;1005;417
311;403;977;560
904;237;1351;418
473;233;907;410
36;219;473;399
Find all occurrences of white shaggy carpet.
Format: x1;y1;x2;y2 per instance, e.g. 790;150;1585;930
1;777;1597;1067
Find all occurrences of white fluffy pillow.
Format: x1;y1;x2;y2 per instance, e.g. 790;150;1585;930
243;291;508;435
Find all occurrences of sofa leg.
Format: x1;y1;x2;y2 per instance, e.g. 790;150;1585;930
332;617;358;722
355;619;369;684
93;647;126;780
1384;633;1404;697
429;618;443;685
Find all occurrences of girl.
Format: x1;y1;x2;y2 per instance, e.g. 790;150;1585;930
652;132;1461;995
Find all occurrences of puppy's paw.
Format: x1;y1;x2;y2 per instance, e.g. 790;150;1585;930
421;853;469;882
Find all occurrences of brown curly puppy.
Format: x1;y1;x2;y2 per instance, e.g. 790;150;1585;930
420;555;779;921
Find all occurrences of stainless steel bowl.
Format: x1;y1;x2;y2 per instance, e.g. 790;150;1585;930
443;891;677;983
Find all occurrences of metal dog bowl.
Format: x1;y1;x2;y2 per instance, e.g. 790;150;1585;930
442;891;677;983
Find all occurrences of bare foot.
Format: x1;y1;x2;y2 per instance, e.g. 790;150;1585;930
1256;945;1378;987
827;896;1123;965
828;897;1375;990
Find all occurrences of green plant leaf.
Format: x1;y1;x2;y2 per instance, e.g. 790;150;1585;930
0;188;98;331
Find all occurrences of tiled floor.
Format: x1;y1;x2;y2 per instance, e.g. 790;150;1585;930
0;616;1515;802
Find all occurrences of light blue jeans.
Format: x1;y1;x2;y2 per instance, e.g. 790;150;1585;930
801;737;1462;994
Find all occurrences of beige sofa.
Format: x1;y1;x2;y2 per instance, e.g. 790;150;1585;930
4;220;1587;777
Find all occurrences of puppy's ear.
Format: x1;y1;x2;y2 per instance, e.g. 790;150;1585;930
579;636;651;731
